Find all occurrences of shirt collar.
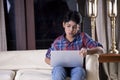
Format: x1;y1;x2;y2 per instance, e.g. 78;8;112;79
62;32;80;42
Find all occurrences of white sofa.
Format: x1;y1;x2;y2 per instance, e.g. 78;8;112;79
0;50;100;80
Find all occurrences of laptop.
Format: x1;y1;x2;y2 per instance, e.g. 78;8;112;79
51;50;83;67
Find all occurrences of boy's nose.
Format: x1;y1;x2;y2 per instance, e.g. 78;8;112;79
70;27;74;31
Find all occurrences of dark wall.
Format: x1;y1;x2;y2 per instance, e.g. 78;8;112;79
4;0;91;50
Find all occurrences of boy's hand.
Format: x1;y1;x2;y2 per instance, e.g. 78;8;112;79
79;48;87;57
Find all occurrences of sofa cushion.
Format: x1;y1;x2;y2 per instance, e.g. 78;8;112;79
0;70;15;80
15;69;51;80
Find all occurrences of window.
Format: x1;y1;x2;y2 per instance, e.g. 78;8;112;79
34;0;78;49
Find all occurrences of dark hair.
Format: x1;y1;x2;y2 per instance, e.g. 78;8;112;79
63;10;82;24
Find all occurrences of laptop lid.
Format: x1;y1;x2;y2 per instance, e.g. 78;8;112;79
51;50;83;67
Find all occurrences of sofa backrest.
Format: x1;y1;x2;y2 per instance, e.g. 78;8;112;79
0;50;52;70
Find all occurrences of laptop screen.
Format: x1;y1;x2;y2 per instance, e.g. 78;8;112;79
50;50;83;67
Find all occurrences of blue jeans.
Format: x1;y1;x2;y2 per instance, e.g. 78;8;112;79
52;66;86;80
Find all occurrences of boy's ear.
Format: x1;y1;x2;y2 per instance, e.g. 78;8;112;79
62;22;65;28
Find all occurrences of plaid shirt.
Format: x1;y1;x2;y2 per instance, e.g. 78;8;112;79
46;32;103;59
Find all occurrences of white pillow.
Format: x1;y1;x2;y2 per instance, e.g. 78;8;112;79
0;70;15;80
15;69;51;80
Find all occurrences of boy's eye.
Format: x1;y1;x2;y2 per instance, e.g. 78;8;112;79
65;24;70;27
66;25;77;29
67;25;71;27
73;26;77;29
72;25;77;29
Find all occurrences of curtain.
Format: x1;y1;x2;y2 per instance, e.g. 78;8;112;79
116;1;120;78
96;0;110;80
109;0;120;80
96;0;120;80
0;0;7;51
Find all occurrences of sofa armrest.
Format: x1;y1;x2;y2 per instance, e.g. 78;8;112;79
86;54;99;80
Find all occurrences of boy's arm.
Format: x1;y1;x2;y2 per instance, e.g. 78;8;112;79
45;57;50;65
79;47;104;56
87;47;104;54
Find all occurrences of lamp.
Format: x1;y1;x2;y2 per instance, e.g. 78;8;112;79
108;0;119;54
87;0;98;40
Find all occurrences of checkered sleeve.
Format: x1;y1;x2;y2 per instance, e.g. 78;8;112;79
82;32;103;48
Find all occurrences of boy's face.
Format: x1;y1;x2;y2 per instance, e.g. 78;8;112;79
63;20;79;38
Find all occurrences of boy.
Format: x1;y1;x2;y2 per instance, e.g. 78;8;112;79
45;10;103;80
